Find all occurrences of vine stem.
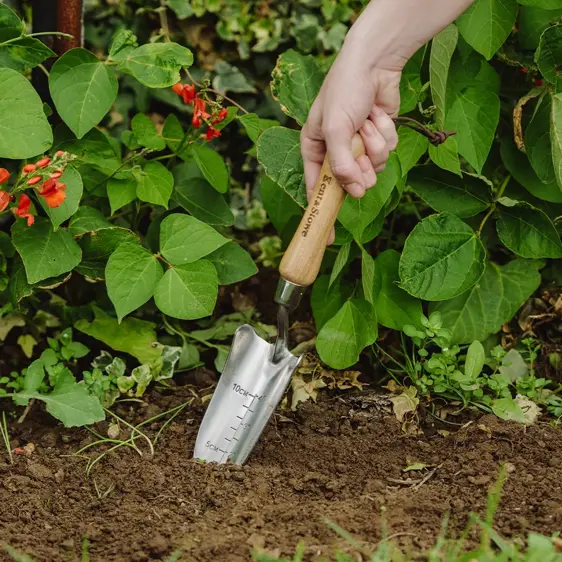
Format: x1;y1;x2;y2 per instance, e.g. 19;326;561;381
477;175;511;236
185;69;250;115
0;31;73;47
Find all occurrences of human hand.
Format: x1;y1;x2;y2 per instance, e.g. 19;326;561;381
301;55;401;204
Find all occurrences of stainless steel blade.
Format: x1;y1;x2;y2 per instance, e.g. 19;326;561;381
193;323;301;465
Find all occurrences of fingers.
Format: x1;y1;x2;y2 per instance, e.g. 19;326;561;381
360;107;398;173
322;109;368;198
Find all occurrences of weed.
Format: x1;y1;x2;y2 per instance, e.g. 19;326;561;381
0;411;13;464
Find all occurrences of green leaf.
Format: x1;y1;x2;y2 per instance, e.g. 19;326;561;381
430;24;459;128
311;275;353;332
75;306;162;366
49;48;118;139
399;47;425;114
0;4;22;36
270;49;324;125
396;127;429;175
159;213;229;265
173;177;234;226
428;137;462;176
430;259;542;343
517;0;562;7
162;113;186;155
166;0;193;19
361;249;375;304
14;360;45;407
108;29;138;61
408;166;491;217
329;242;351;287
131;113;166;151
12;219;81;284
337;157;398;240
107;175;138;215
456;0;518;59
526;93;556;184
0;67;53;158
206;243;257;285
192;144;229;194
54;125;120;176
117;42;193;88
136;161;173;208
551;93;562;188
446;86;500;173
535;25;562;83
0;37;55;72
238;113;279;143
519;7;562;50
465;340;485;379
260;175;302;234
316;299;378;370
257;126;306;207
491;397;527;423
154;260;218;320
39;166;83;229
373;250;423;331
68;206;112;237
500;137;562;202
399;212;486;301
496;200;562;258
212;60;255;94
21;369;104;427
105;243;163;320
76;227;138;280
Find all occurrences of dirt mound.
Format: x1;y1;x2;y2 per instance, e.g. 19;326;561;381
1;388;561;561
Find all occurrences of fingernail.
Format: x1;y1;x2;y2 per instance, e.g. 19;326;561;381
375;164;386;173
346;182;365;198
363;169;377;188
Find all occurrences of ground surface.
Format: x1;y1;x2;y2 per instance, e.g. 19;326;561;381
1;385;561;562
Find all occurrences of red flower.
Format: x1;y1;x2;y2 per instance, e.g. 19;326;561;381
55;150;65;158
205;126;221;141
182;84;196;104
23;164;36;174
535;79;543;86
27;176;42;186
39;178;67;208
0;168;10;184
172;82;184;96
520;68;528;74
50;171;63;179
13;194;34;226
36;157;51;168
192;114;202;128
213;108;228;124
192;95;210;128
0;190;10;212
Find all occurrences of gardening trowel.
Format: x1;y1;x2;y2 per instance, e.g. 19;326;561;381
193;135;365;465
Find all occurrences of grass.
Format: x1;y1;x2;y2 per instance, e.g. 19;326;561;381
0;411;13;464
72;399;192;476
251;465;562;562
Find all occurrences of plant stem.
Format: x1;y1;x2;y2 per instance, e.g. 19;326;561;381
477;175;511;236
0;31;73;47
157;3;171;42
185;69;250;115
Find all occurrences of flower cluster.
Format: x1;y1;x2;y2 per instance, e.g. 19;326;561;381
171;82;228;141
0;150;71;227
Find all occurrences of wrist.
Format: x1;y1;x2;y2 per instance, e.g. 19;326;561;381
344;0;474;71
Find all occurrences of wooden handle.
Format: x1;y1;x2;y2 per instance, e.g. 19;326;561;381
279;134;365;287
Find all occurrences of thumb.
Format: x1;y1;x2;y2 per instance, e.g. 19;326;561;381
323;120;366;198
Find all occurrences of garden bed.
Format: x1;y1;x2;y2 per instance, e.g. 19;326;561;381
2;385;562;561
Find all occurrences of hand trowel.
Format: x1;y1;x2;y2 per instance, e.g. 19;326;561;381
193;135;365;464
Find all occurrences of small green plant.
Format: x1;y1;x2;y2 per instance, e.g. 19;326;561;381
1;411;13;464
380;312;562;423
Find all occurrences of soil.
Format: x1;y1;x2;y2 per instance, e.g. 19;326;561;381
1;385;562;562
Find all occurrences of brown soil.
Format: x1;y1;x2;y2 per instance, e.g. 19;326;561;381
1;386;562;562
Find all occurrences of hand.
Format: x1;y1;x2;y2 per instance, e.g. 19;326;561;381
301;53;401;203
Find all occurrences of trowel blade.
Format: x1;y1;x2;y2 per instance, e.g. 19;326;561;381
193;324;301;465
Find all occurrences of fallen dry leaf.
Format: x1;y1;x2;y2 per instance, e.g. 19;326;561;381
389;386;419;422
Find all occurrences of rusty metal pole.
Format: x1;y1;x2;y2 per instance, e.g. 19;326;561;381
55;0;83;53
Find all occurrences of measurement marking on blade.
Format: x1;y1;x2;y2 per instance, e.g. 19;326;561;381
230;427;238;431
232;437;239;441
236;415;243;420
224;438;231;442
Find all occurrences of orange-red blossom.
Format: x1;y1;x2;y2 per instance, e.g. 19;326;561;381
13;194;34;226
